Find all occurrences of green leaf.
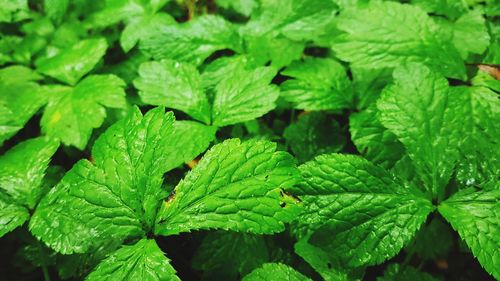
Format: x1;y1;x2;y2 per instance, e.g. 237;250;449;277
377;63;461;199
86;238;179;281
452;86;499;187
36;38;108;85
201;56;247;96
349;105;405;169
242;263;311;281
0;0;31;23
294;239;362;281
412;0;467;19
162;121;216;173
192;231;269;279
439;188;500;280
333;2;465;79
41;75;127;149
280;58;352;110
0;193;29;237
0;65;42;83
44;0;69;23
134;60;211;124
31;107;213;254
56;242;122;280
0;137;59;209
472;69;500;93
451;10;490;58
351;67;392;110
140;15;242;65
377;263;440;281
284;112;345;163
155;138;302;236
244;35;304;69
0;66;46;146
297;154;433;267
217;0;256;17
85;0;146;28
120;13;175;52
243;0;337;42
212;64;279;127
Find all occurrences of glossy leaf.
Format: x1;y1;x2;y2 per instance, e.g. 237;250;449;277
297;154;434;267
134;60;211;124
86;239;180;281
377;63;461;199
36;38;108;85
333;2;465;79
155;138;302;236
280;58;352;110
242;263;311;281
439;188;500;280
31;107;214;254
41;74;127;149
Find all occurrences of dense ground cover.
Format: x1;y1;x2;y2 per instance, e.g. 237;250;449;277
0;0;499;280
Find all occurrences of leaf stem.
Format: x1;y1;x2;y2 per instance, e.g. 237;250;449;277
37;241;51;281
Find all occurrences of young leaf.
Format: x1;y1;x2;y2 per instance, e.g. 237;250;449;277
134;60;211;124
438;188;500;280
41;74;127;149
86;238;179;281
297;154;434;267
284;112;345;163
31;107;214;254
155;138;302;236
140;15;242;65
242;263;311;281
192;231;269;279
280;58;352;110
0;137;59;209
212;64;279;127
333;2;465;79
377;63;461;199
36;38;108;85
349;106;405;169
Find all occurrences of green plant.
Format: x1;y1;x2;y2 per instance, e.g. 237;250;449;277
1;0;498;280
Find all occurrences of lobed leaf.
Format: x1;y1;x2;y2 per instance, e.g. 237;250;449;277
31;107;214;254
41;74;127;149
